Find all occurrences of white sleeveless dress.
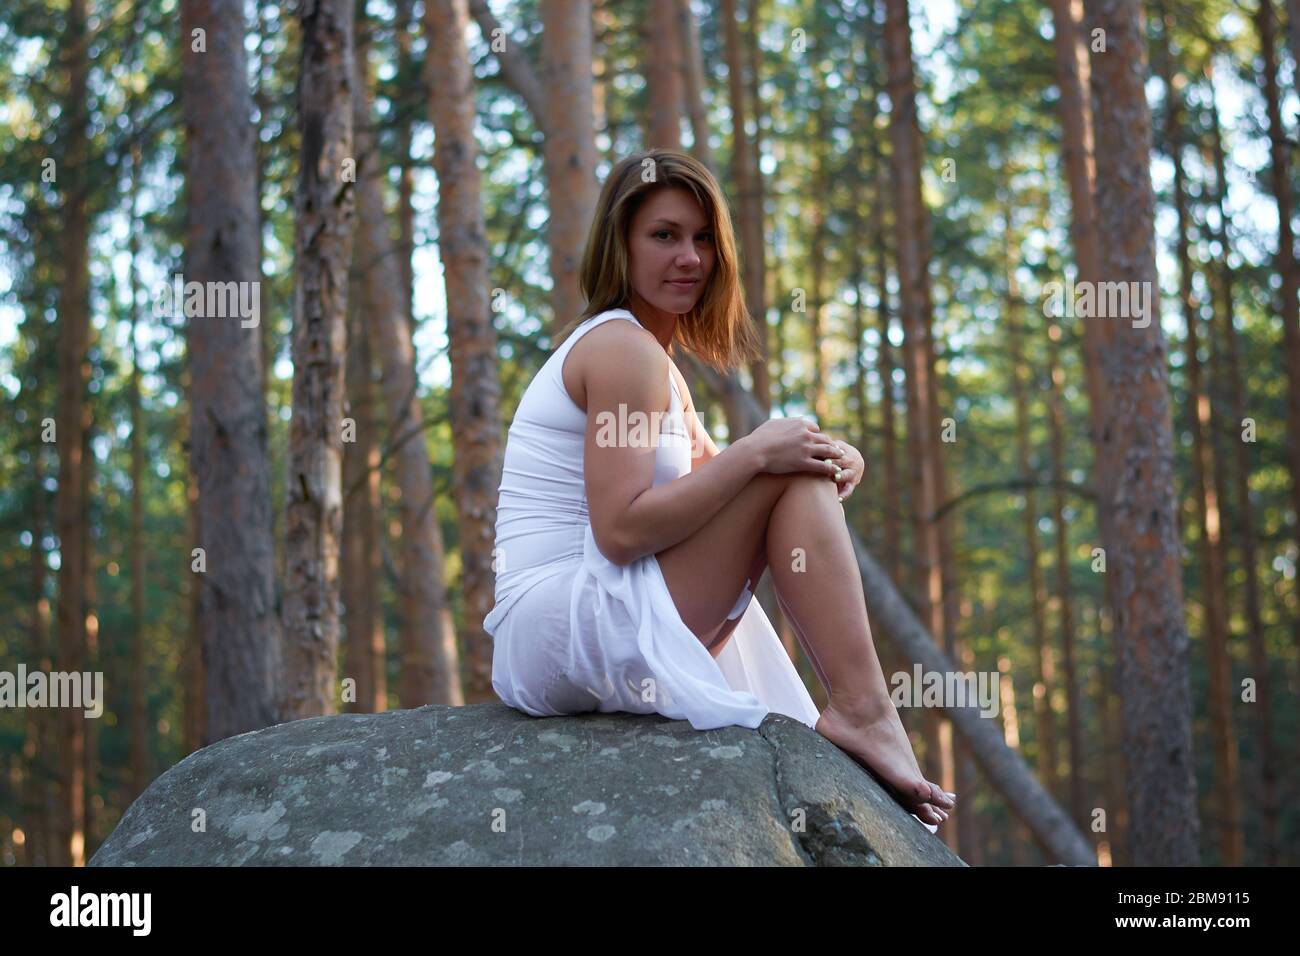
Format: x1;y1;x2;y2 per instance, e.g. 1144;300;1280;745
484;307;821;731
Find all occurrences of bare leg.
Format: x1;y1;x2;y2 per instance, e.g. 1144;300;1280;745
765;476;952;824
655;471;954;823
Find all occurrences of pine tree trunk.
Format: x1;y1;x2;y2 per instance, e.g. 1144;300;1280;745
180;0;281;740
1085;0;1199;865
540;0;598;331
722;0;771;411
1045;319;1086;829
1004;209;1058;799
424;0;503;703
282;0;356;720
354;28;459;707
884;0;949;836
342;292;382;713
80;422;99;859
646;0;683;148
1161;41;1241;865
128;149;149;800
677;0;717;173
395;0;417;331
55;0;91;868
1205;62;1277;863
25;451;51;865
1254;0;1300;648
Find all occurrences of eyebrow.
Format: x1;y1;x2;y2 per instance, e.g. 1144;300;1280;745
651;218;710;230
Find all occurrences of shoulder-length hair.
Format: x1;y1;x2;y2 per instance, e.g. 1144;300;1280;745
551;148;763;373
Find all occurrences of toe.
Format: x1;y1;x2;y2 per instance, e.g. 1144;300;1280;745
929;783;955;809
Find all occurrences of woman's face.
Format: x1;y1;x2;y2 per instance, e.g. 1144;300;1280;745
626;186;716;321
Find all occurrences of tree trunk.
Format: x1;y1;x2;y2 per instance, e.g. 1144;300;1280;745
883;0;949;838
395;0;417;331
354;24;459;708
25;449;52;865
1004;207;1058;800
1254;0;1300;649
80;420;99;858
424;0;502;703
128;144;150;801
55;0;91;868
1160;37;1241;865
342;290;383;713
282;0;356;720
722;0;771;411
677;0;717;173
180;0;281;740
1205;60;1277;863
645;0;683;148
540;0;598;331
1085;0;1199;865
1045;319;1086;830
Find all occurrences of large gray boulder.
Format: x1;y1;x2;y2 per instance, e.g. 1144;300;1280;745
90;703;965;866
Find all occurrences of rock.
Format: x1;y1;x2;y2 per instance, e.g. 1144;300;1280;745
89;703;965;866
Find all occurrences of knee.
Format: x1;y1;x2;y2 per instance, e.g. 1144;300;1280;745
776;470;838;498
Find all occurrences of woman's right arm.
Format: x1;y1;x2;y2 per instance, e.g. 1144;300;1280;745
582;323;841;566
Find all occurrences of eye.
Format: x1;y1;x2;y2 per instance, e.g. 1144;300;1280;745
654;230;673;240
697;233;714;243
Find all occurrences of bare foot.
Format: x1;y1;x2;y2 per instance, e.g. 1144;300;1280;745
815;699;956;826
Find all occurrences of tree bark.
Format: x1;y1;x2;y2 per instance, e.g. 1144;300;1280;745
1085;0;1199;865
353;28;458;707
646;0;684;148
722;0;771;411
1004;207;1058;800
884;0;950;844
342;290;383;713
1253;0;1300;641
424;0;502;703
180;0;281;741
540;0;598;331
128;143;150;801
282;0;356;720
1205;60;1277;863
54;0;91;868
1159;36;1241;865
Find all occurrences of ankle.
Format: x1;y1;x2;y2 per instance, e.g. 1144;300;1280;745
825;690;896;726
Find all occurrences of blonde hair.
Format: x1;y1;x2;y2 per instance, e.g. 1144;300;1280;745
552;148;762;372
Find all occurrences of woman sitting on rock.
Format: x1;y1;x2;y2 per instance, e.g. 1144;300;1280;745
484;148;955;829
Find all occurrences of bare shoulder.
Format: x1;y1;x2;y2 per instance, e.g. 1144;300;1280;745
562;318;667;413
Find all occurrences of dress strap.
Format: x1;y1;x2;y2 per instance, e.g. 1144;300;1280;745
667;365;683;409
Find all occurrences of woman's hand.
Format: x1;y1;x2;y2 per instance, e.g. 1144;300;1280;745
825;438;865;502
743;417;846;476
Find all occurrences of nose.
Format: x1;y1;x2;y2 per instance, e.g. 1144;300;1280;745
676;241;701;268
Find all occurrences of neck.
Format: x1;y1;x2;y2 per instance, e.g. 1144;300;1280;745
626;293;679;352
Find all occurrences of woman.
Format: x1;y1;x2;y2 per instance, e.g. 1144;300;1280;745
484;148;955;828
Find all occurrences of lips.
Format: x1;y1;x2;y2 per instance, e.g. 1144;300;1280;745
666;278;699;287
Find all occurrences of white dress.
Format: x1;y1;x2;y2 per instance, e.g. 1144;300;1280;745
484;308;821;732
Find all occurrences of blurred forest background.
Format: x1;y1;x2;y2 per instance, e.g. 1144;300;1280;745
0;0;1297;867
